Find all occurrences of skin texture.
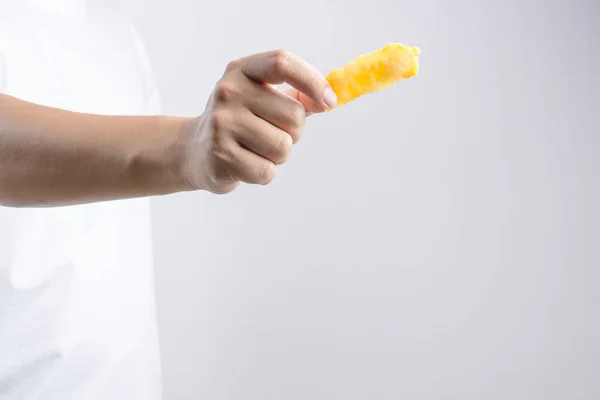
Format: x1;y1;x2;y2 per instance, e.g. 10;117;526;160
0;50;337;207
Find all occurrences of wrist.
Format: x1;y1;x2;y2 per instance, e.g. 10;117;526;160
129;115;198;196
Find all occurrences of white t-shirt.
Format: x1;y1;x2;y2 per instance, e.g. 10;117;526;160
0;1;163;399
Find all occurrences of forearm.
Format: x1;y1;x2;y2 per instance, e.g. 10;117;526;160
0;94;194;207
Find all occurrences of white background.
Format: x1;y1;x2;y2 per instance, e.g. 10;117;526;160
122;0;599;399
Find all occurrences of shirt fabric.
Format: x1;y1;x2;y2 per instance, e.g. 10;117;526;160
0;1;163;399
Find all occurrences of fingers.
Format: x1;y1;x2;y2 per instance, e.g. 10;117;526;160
204;107;291;186
233;110;293;165
221;141;277;185
241;84;306;143
283;87;327;115
233;50;338;109
200;49;333;193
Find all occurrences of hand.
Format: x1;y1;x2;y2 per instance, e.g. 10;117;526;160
180;50;338;194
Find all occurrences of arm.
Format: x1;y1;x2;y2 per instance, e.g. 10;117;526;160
0;50;336;208
0;93;192;207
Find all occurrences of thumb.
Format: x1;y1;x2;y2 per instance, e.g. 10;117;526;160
283;87;328;116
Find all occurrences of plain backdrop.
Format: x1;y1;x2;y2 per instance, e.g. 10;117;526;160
120;0;599;399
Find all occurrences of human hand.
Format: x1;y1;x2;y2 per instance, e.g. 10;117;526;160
180;50;338;194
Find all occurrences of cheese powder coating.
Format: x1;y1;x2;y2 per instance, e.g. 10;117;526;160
326;43;420;108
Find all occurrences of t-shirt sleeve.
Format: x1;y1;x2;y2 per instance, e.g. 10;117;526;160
128;24;162;115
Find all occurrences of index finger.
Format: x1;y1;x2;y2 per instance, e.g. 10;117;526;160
234;50;338;109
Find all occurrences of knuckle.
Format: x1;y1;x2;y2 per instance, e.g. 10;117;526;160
288;125;304;144
285;101;305;143
288;101;306;126
225;59;240;72
214;81;238;103
306;68;318;87
211;135;228;155
209;110;230;132
259;162;276;185
272;49;291;73
272;49;288;59
273;133;293;164
210;138;231;164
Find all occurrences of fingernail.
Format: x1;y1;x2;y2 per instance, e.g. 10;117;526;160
323;87;338;108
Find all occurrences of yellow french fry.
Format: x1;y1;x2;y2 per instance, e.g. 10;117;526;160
326;43;421;109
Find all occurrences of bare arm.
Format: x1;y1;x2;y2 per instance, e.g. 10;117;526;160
0;50;336;207
0;93;192;207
